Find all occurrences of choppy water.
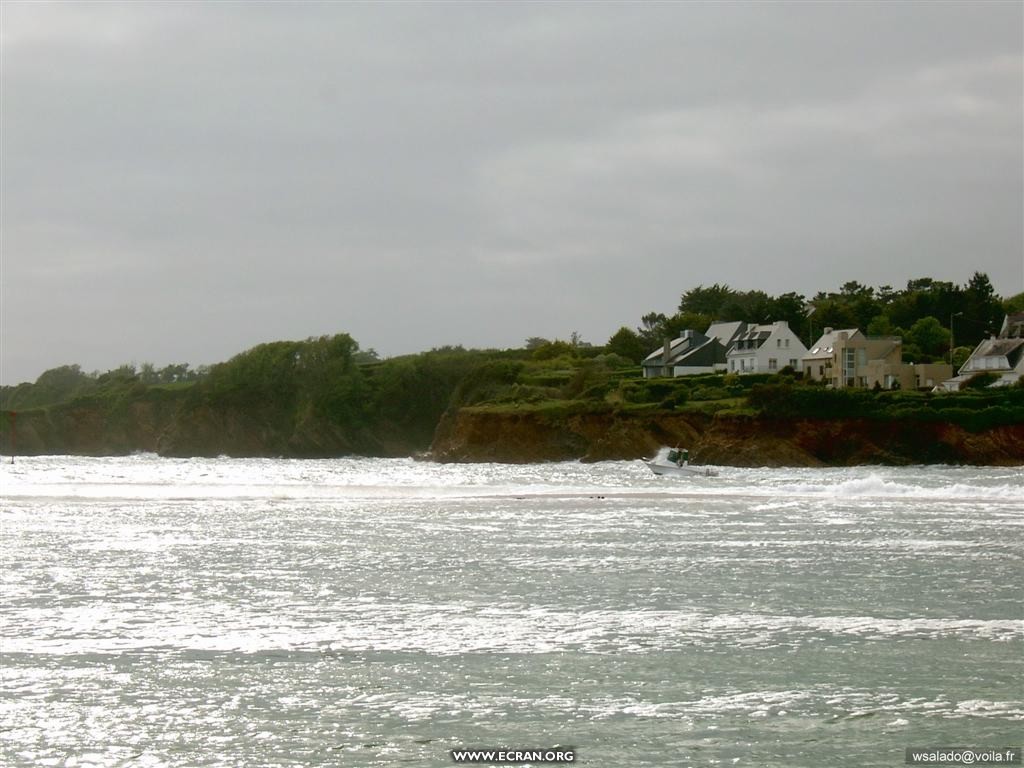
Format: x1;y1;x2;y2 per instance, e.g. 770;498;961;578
1;455;1021;767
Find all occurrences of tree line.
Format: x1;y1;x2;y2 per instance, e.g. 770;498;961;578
4;272;1021;417
605;272;1022;365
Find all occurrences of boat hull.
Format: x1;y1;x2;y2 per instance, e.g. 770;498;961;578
646;461;718;477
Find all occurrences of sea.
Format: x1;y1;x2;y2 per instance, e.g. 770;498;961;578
1;454;1021;767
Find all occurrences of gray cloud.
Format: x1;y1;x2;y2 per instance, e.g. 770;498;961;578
2;1;1021;384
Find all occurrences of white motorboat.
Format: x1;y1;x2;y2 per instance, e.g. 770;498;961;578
645;447;719;477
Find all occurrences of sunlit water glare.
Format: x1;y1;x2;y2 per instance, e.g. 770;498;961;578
2;455;1021;767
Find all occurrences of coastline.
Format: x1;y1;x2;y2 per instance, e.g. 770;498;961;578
4;400;1022;467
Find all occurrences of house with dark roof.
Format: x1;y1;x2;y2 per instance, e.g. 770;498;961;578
703;321;747;352
641;329;727;378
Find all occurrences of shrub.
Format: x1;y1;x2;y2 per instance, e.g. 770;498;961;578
961;372;1000;390
449;360;525;407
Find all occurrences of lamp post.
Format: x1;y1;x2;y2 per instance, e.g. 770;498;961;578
950;311;963;367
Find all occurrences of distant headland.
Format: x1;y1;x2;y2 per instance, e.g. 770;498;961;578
3;275;1022;466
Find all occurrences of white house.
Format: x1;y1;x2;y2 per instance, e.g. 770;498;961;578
726;320;808;375
941;313;1024;390
943;341;1024;390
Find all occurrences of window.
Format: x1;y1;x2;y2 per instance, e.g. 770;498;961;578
777;339;782;348
789;359;798;368
769;358;778;370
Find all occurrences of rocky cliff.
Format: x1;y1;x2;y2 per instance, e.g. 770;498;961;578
5;399;1023;466
429;407;1024;466
1;397;415;459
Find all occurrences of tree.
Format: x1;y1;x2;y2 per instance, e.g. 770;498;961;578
532;340;575;360
906;316;951;362
766;292;808;331
721;290;771;323
876;285;896;305
812;297;858;332
605;327;647;364
961;271;1004;345
951;346;972;370
354;348;380;364
893;279;961;331
1004;292;1024;315
637;311;713;348
4;364;97;409
679;283;737;317
158;363;192;383
866;314;894;336
840;281;873;299
637;313;668;347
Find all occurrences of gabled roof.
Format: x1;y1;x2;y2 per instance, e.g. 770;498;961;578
1001;313;1024;339
643;330;712;368
803;328;861;360
724;323;775;356
959;337;1024;374
704;321;746;349
863;335;902;359
673;337;721;367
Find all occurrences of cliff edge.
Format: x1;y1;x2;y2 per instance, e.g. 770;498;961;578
430;407;1024;466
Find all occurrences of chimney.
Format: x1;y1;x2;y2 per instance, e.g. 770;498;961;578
824;327;833;335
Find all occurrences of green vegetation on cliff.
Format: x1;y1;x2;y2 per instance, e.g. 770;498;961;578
746;381;1024;432
447;360;1024;434
3;329;1021;459
632;272;1019;362
0;337;540;456
2;271;1022;460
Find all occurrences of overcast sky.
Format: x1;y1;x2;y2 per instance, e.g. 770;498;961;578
2;1;1022;385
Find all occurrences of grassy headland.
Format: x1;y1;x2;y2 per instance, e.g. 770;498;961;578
4;273;1023;463
1;336;1022;465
